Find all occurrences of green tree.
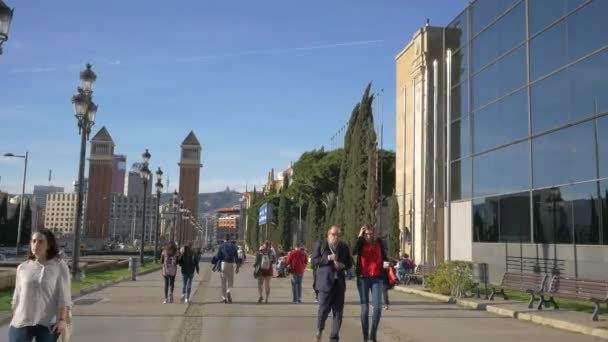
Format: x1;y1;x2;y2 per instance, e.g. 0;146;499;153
278;192;292;250
305;199;325;251
387;193;401;258
337;83;378;246
246;200;261;252
0;200;31;246
0;194;7;226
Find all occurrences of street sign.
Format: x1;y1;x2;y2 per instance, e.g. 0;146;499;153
259;203;272;225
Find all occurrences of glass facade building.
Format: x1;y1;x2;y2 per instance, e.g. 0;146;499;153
448;0;608;246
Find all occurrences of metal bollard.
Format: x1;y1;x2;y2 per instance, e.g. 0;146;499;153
129;257;140;281
472;262;489;299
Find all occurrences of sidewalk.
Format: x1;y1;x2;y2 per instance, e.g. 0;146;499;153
174;262;596;342
394;285;608;339
0;268;203;342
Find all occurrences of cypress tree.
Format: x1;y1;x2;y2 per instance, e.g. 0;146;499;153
337;83;378;246
306;199;322;251
387;193;401;258
278;192;291;250
0;194;6;225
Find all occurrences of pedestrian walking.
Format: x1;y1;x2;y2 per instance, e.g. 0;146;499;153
9;229;71;342
312;225;352;342
311;253;319;302
178;243;199;303
253;240;276;304
286;246;308;303
352;224;390;342
161;242;178;304
215;235;242;304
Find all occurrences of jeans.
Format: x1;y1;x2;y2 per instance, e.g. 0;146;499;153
9;325;58;342
357;277;383;341
291;274;303;302
164;275;175;299
182;272;194;299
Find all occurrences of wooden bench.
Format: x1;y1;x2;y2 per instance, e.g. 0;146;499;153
547;276;608;321
490;272;551;310
404;264;437;285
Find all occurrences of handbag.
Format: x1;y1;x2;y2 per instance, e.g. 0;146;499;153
388;266;397;287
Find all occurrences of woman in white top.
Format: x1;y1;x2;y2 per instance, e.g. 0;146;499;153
9;229;71;342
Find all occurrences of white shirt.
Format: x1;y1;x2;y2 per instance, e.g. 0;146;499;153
11;258;72;328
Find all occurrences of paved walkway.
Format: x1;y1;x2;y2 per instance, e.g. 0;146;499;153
1;257;602;341
174;262;599;342
0;265;202;342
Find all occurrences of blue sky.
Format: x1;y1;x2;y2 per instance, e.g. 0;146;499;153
0;0;467;194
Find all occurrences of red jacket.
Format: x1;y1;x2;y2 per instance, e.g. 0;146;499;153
286;249;308;275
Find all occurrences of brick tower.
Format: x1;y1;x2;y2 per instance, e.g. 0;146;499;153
85;127;115;248
178;131;202;245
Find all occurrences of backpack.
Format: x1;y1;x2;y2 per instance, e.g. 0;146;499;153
237;248;244;260
163;255;177;276
260;253;271;271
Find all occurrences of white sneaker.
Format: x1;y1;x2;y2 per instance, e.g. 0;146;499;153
185;298;189;304
163;299;168;304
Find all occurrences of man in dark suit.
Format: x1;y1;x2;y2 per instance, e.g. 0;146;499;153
312;225;352;342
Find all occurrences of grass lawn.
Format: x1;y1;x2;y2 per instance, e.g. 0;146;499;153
0;262;161;312
502;289;608;317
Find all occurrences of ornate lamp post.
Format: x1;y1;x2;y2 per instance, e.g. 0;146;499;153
139;149;151;265
71;64;97;280
154;167;163;263
0;0;14;56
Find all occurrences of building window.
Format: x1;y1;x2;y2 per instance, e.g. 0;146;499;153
472;1;525;73
451;117;470;160
473;191;531;243
532;121;596;188
533;181;599;245
597;116;608;178
567;0;608;62
447;11;468;52
451;81;469;121
473;89;528;153
473;141;529;198
472;45;526;110
452;48;469;87
472;0;520;36
451;158;472;201
601;180;608;244
528;0;587;36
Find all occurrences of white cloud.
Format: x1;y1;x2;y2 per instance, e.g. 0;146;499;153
180;39;384;63
9;67;56;74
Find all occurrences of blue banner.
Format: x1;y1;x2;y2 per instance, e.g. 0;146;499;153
259;203;271;225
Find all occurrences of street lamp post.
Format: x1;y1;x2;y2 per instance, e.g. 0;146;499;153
71;64;97;280
139;149;151;266
154;167;163;263
0;0;14;56
171;191;178;242
3;152;28;256
178;198;184;244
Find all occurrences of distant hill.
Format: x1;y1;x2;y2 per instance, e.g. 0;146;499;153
160;188;242;216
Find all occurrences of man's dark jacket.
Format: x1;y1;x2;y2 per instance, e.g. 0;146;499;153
311;240;352;292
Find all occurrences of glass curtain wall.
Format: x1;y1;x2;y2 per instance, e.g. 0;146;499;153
449;0;608;245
